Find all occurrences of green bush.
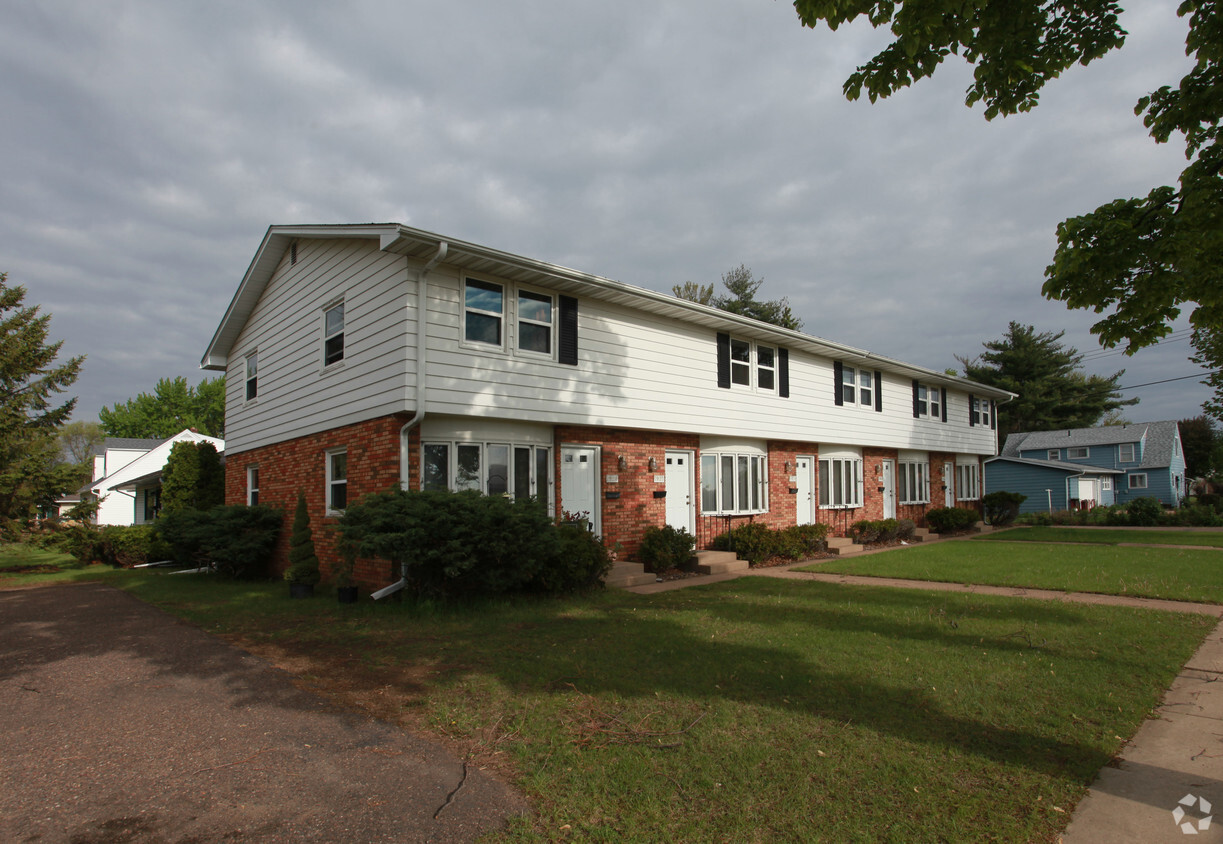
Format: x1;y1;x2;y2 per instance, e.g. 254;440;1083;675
1125;497;1165;526
637;525;696;573
778;523;829;559
337;488;610;600
98;525;161;567
709;522;782;565
982;491;1027;526
926;507;980;534
849;518;900;544
896;519;916;541
152;505;284;578
1197;493;1222;513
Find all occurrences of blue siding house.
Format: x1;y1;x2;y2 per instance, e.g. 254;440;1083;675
985;421;1186;513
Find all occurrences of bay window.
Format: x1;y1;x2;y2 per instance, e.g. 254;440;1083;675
700;452;767;514
819;456;863;508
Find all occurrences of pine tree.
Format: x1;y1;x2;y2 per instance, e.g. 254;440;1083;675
0;274;84;529
285;490;320;586
160;441;224;514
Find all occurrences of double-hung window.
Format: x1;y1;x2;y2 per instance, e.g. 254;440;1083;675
517;290;553;355
819;455;863;508
1129;473;1148;490
422;441;551;500
730;338;751;386
838;364;877;408
324;302;345;366
928;387;940;419
1068;447;1089;460
840;366;858;405
898;462;930;505
245;352;258;401
1119;443;1136;463
956;463;981;501
1047;449;1060;461
464;278;504;347
971;398;992;427
757;345;776;392
247;466;259;506
700;452;767;514
326;449;348;514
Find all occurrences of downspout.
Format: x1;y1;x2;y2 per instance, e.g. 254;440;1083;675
373;240;448;602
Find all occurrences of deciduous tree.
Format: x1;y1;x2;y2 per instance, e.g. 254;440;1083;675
0;273;84;529
99;376;225;438
958;322;1136;440
792;1;1223;418
160;441;224;514
1179;415;1218;479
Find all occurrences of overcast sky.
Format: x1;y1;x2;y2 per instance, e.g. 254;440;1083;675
1;1;1211;429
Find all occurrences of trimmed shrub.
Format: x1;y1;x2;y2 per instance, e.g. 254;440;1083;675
98;525;162;567
637;525;696;573
926;507;980;534
709;522;782;565
1125;497;1164;526
337;488;610;600
152;504;284;578
982;491;1027;526
284;491;321;586
778;523;829;559
896;519;916;541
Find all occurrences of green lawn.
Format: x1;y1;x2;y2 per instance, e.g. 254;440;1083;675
94;570;1215;843
799;539;1223;603
0;543;88;583
981;526;1223;548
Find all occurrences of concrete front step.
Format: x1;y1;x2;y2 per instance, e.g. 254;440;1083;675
695;549;750;575
912;527;934;542
826;536;864;555
605;561;658;588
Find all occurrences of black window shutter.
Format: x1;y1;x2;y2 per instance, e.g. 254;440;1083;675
558;296;578;366
991;400;997;430
941;388;947;423
833;361;844;406
874;370;882;412
912;379;920;418
778;348;790;398
716;333;731;389
969;393;976;426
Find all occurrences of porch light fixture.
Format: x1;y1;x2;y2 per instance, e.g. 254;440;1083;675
618;455;627;471
648;457;657;472
784;460;792;473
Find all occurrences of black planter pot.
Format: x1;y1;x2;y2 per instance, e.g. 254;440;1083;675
289;583;314;599
337;586;358;604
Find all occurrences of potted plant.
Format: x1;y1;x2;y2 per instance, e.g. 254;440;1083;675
284;490;320;598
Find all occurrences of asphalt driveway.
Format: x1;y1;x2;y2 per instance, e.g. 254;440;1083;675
0;583;527;843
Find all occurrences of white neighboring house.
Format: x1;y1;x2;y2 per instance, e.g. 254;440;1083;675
85;430;225;526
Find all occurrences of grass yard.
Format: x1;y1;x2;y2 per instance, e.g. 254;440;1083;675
800;539;1223;604
980;526;1223;548
98;570;1214;843
0;542;87;582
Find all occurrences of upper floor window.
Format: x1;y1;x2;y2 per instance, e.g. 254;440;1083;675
835;362;880;410
517;290;553;355
717;334;788;396
1068;447;1089;459
730;338;751;386
1047;450;1060;461
324;302;345;366
757;345;776;391
914;382;944;420
464;278;504;347
245;352;258;401
326;449;348;514
1119;443;1136;463
970;396;992;427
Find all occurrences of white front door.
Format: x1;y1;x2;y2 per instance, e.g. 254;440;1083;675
560;446;600;535
664;450;694;533
944;461;954;507
795;455;815;526
881;459;896;519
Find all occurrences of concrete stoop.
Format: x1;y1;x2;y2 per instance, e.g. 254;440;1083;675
695;550;750;575
911;527;934;542
826;536;864;555
604;560;657;588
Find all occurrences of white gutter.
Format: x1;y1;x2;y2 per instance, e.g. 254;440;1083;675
376;240;447;601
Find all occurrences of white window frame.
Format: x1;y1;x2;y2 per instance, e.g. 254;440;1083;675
1119;443;1136;463
516;288;555;357
1047;449;1060;461
971;397;992;427
840;366;872;408
323;301;345;367
421;441;552;501
326;449;348;515
1068;447;1089;460
727;337;777;393
244;351;258;402
1129;473;1148;490
1101;477;1113;491
956;463;981;501
463;277;505;349
730;338;751;387
927;385;940;419
819;457;864;509
247;465;259;506
700;451;768;515
757;345;776;393
898;462;930;505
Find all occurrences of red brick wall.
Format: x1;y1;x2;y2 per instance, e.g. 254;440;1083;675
224;414;410;590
